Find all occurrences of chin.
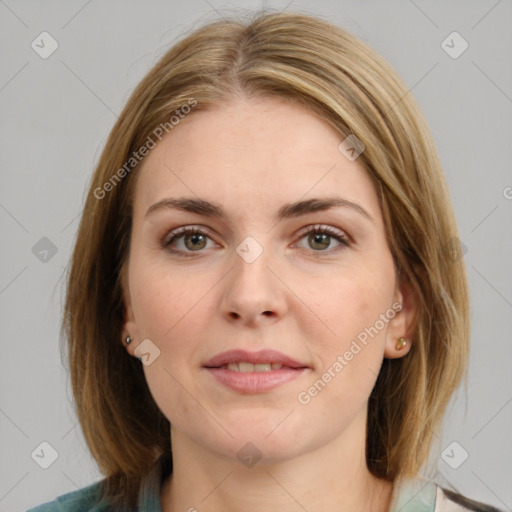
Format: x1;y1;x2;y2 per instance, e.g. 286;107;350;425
194;415;321;466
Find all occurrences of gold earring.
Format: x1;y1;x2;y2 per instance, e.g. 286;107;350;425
396;337;407;350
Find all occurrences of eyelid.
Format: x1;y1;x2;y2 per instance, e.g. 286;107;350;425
162;224;214;242
295;223;349;241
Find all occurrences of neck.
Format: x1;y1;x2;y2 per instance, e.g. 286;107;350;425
161;414;394;512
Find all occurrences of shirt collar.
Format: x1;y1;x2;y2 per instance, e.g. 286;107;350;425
137;455;171;511
389;476;437;512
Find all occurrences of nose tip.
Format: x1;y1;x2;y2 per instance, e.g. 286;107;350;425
221;249;287;325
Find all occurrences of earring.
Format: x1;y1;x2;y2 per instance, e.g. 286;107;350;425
125;336;132;345
396;337;407;350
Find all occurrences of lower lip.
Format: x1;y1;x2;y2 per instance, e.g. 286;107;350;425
204;367;307;393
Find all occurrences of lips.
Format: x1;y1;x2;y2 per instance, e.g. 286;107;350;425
203;349;308;370
202;349;310;393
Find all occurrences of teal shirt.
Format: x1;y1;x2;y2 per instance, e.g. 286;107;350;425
27;458;490;511
27;458;164;512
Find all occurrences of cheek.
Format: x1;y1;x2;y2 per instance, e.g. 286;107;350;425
296;259;396;406
294;278;393;427
130;263;211;426
129;253;211;341
300;266;394;347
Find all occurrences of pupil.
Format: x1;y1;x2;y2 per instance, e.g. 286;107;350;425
311;233;329;249
187;233;205;250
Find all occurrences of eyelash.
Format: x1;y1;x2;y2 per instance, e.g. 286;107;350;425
162;224;350;257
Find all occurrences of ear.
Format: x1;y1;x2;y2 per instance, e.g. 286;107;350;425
120;263;140;357
384;272;418;359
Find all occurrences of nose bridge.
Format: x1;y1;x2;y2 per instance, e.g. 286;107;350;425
231;233;274;298
220;232;286;323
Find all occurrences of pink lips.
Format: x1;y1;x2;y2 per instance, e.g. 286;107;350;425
203;349;309;394
203;349;307;369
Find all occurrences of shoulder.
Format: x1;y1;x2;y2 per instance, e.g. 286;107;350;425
436;486;504;512
389;477;503;512
27;454;170;512
26;480;110;512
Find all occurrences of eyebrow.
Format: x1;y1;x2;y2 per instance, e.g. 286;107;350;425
145;196;373;223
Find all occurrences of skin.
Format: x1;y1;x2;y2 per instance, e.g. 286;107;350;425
122;96;417;512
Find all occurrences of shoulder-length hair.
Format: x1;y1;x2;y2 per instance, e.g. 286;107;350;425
63;10;469;509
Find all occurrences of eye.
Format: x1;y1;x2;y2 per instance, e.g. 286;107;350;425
163;226;217;256
162;224;350;257
294;224;350;253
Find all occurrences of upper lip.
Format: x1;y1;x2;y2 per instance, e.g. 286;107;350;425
203;349;308;369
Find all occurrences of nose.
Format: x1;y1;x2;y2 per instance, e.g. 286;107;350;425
219;241;288;327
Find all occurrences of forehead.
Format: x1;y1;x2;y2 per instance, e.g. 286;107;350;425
133;97;381;223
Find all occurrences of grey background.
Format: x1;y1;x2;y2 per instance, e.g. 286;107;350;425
1;0;511;510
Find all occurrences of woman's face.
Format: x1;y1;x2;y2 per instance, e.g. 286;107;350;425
123;97;414;463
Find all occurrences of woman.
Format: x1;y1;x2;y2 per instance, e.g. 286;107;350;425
28;10;502;512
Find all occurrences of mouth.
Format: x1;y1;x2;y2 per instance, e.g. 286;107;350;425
202;349;310;393
215;362;290;372
203;348;308;369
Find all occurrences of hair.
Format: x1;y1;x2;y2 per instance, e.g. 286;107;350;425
63;9;470;509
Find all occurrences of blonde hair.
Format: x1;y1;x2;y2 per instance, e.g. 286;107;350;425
63;10;470;509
